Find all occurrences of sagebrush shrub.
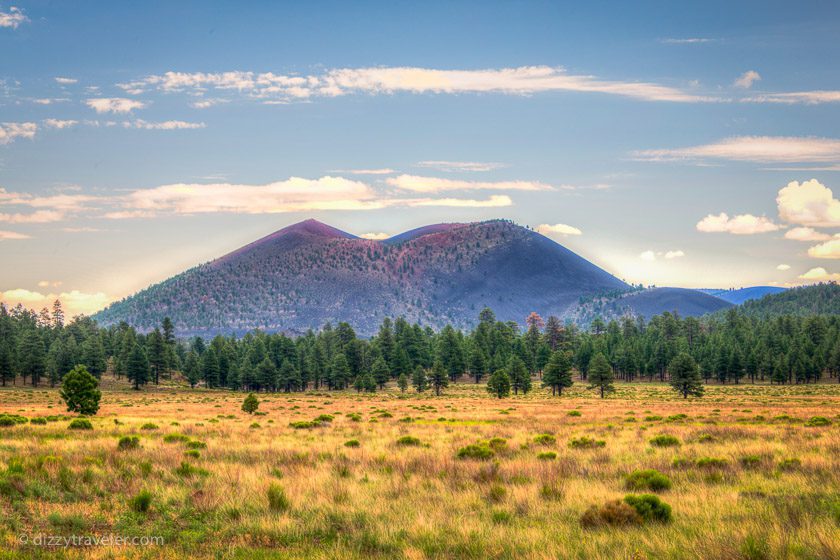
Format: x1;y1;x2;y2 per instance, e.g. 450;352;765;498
623;494;672;522
649;434;680;447
68;418;93;430
569;436;606;449
457;443;494;460
533;433;556;445
805;416;831;427
344;439;360;447
625;469;671;491
396;436;421;446
118;436;140;450
130;490;152;513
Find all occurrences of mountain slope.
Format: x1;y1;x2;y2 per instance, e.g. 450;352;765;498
699;286;786;305
94;219;631;336
731;283;840;318
569;287;734;323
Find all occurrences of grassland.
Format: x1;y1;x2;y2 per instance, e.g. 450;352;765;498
1;381;839;559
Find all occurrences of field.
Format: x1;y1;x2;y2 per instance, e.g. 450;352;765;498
1;381;839;559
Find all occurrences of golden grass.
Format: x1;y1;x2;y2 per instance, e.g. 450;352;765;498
0;381;838;559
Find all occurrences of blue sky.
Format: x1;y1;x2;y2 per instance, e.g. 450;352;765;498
1;1;839;315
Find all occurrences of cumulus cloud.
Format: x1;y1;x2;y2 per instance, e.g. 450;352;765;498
55;77;78;85
776;179;840;227
86;98;147;114
0;288;110;316
696;212;779;234
777;264;791;271
0;6;27;29
664;250;685;259
0;122;37;145
190;98;227;109
640;250;656;261
798;267;840;282
386;174;552;193
734;70;761;89
0;230;29;240
537;223;582;236
43;119;78;129
807;238;840;259
123;119;205;130
416;161;506;172
118;66;714;103
360;232;389;240
784;226;831;242
634;136;840;163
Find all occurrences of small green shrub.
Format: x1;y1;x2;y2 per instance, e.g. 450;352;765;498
625;469;671;491
117;435;140;450
696;457;728;469
174;462;209;477
186;440;206;449
396;436;421;446
778;458;801;471
456;444;494;460
740;455;763;468
289;421;318;429
249;422;261;429
130;490;153;513
805;416;831;427
267;483;290;512
140;423;158;430
185;450;201;458
163;433;190;443
485;484;507;503
569;436;606;449
487;437;507;451
68;418;93;430
537;451;557;461
315;414;334;423
344;439;360;448
567;411;582;417
30;417;47;425
623;494;672;522
533;433;556;445
649;434;680;447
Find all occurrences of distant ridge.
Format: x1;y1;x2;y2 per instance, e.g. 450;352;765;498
699;286;786;305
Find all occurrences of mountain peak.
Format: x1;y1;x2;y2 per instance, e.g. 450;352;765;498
278;219;357;239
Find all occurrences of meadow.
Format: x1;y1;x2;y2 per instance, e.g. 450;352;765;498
0;380;838;559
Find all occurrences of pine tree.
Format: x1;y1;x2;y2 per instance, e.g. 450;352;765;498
80;335;107;378
184;352;201;388
543;350;573;396
371;356;390;389
330;353;351;389
242;393;259;414
147;328;166;385
469;347;487;383
429;359;449;396
668;352;704;398
508;355;531;395
18;329;46;386
202;348;221;388
486;369;511;399
278;359;300;392
397;372;408;392
126;344;150;390
59;365;101;415
411;365;428;393
587;352;614;398
0;343;13;386
256;357;277;391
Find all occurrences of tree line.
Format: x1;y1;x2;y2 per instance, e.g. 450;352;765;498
1;300;839;396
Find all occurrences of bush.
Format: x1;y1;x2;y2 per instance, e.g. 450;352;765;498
623;494;672;522
242;393;260;414
533;433;556;445
487;437;507;451
130;490;153;513
567;410;582;417
347;413;362;422
174;462;209;477
625;469;672;492
456;444;494;460
0;415;25;427
163;433;190;443
778;458;801;471
344;439;360;448
696;457;728;469
118;436;140;450
267;483;290;512
140;423;158;430
186;440;206;449
30;417;47;425
289;421;318;429
249;422;261;429
805;416;831;427
185;450;201;458
569;436;606;449
315;414;334;423
68;418;93;430
580;500;641;528
740;455;762;468
396;436;421;446
59;366;101;416
649;434;680;447
537;451;557;461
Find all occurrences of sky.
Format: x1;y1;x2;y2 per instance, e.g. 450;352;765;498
1;0;839;316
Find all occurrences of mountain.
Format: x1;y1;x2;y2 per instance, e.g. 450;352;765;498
730;283;840;318
94;219;632;336
569;287;734;323
698;286;786;305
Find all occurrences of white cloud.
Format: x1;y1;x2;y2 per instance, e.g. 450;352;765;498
0;210;64;224
386;174;552;193
734;70;761;89
640;250;656;261
55;77;78;85
0;187;98;211
190;98;227;109
86;98;147;114
807;238;840;259
696;212;779;234
0;288;110;316
776;179;840;227
634;136;840;163
537;223;582;236
43;119;78;129
0;6;27;29
660;38;713;44
776;264;791;271
784;226;831;242
405;195;512;208
122;66;715;103
416;160;506;172
38;280;62;288
331;168;395;175
360;232;389;240
798;267;840;282
664;250;685;259
123;119;205;130
745;91;840;105
0;230;29;240
0;122;37;145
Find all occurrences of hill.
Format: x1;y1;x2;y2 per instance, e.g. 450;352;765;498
699;286;786;305
732;283;840;318
569;287;734;323
94;219;631;336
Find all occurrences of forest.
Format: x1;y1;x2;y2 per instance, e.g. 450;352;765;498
2;283;839;394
